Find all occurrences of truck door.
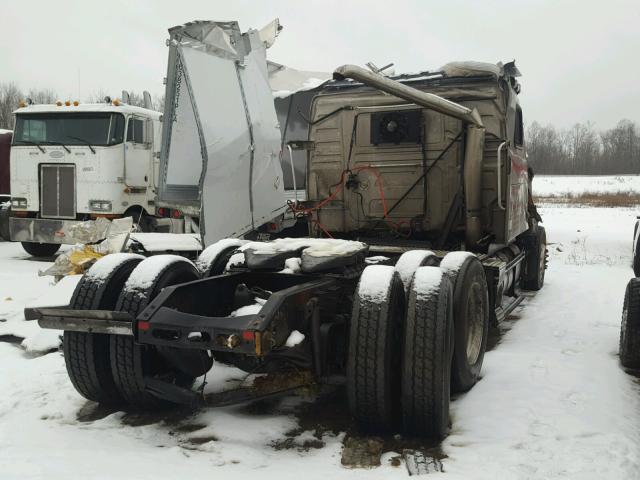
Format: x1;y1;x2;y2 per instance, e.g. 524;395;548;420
124;115;152;187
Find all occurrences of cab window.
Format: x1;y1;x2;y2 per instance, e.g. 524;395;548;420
514;106;524;146
127;117;148;144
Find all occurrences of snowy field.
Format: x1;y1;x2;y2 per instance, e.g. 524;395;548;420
2;203;640;478
534;174;640;199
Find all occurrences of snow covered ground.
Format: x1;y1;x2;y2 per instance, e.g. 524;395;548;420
1;202;640;479
534;174;640;198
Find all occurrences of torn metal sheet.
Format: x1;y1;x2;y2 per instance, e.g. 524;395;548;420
158;21;287;247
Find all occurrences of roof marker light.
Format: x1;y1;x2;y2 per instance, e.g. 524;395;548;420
65;100;71;106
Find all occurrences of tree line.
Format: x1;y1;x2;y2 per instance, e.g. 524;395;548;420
0;82;164;130
525;120;639;175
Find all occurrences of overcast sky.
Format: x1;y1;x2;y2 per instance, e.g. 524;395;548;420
1;0;638;129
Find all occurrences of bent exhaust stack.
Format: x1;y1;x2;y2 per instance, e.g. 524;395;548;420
333;64;486;249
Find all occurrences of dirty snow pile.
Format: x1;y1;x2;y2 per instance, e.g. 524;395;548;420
242;238;366;258
129;233;202;252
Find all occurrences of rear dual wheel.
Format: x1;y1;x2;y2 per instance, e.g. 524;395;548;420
443;255;490;393
64;254;144;404
402;266;454;439
110;256;211;408
348;254;490;438
347;265;405;432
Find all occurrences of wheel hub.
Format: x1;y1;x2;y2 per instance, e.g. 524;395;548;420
465;281;484;365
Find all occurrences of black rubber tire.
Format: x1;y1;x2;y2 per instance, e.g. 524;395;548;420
21;242;61;257
64;255;143;404
633;221;640;277
620;278;640;370
110;258;202;408
0;205;10;241
394;249;438;294
347;266;405;433
402;266;454;439
202;246;240;277
447;255;489;393
522;226;547;291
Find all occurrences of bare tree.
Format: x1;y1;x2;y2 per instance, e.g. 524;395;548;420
0;83;23;129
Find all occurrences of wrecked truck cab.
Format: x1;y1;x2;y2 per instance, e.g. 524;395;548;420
157;21;287;246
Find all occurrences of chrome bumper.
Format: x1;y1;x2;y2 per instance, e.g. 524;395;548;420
10;217;81;244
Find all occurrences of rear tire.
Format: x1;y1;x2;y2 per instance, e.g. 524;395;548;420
402;266;454;439
347;265;405;432
196;239;246;277
522;226;547;291
620;278;640;370
110;257;205;408
21;242;60;257
64;254;144;404
445;255;489;393
633;221;640;277
0;204;10;241
394;249;438;294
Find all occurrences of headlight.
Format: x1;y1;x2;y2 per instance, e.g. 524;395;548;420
89;200;112;212
10;198;27;209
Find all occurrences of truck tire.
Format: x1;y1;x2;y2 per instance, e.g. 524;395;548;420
394;250;438;294
64;254;144;404
21;242;61;258
196;238;246;277
444;255;489;393
110;256;204;408
347;265;405;432
0;204;10;241
522;226;547;291
633;221;640;277
402;266;454;439
620;278;640;370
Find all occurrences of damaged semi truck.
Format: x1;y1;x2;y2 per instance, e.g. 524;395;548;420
30;21;547;439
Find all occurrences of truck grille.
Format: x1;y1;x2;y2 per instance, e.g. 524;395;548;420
40;164;76;219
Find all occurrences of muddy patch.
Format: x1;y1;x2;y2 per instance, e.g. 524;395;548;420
171;422;208;434
185;434;218;445
0;334;23;345
76;402;119;422
121;407;196;427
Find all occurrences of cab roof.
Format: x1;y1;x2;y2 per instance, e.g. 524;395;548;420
13;103;161;120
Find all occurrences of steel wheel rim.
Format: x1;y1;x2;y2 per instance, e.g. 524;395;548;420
465;281;484;365
538;242;546;284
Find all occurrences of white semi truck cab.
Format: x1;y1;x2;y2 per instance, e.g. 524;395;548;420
9;100;177;256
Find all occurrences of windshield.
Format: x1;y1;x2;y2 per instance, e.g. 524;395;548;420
13;113;125;147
